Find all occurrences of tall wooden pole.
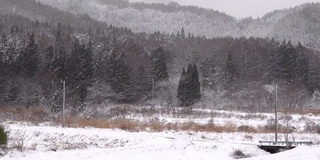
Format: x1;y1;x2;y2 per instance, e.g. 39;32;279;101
275;84;278;142
62;80;66;128
152;78;155;107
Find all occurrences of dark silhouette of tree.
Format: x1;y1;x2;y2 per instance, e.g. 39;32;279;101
265;38;280;83
65;39;94;110
177;67;187;106
200;57;216;90
106;51;132;103
190;64;201;102
276;41;309;85
306;58;320;93
224;52;239;92
19;33;39;77
150;46;169;83
295;42;309;84
180;27;185;39
177;63;201;106
132;65;152;103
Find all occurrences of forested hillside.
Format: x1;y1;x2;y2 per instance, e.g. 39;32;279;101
36;0;320;50
1;0;320;112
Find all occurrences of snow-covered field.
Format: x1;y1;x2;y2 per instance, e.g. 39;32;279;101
1;120;320;160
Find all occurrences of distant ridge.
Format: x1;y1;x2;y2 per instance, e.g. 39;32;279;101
3;0;320;49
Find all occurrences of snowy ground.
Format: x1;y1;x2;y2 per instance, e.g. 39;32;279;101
1;121;320;160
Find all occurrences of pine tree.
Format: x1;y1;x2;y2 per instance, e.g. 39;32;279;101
225;52;238;92
44;45;54;71
132;65;152;103
180;27;185;39
65;39;94;110
184;64;194;106
150;46;169;83
277;40;300;83
266;38;280;83
191;64;201;102
106;51;132;103
306;59;320;93
53;27;67;81
200;57;216;90
0;24;3;33
19;33;39;77
177;67;187;106
295;42;308;84
0;33;6;76
177;64;201;106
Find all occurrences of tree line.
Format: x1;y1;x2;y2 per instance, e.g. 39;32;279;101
1;14;320;112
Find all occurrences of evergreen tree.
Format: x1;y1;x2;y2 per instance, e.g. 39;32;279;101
177;63;201;106
52;29;67;81
266;38;280;83
277;40;300;83
19;33;39;77
191;64;201;102
66;39;94;110
295;42;309;84
184;64;194;106
306;59;320;93
106;51;132;103
180;27;185;39
0;33;6;75
44;45;54;71
225;52;239;92
0;24;3;33
132;65;152;103
150;46;169;82
200;57;216;90
177;67;187;106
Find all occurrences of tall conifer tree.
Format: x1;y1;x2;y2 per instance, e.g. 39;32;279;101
177;63;201;106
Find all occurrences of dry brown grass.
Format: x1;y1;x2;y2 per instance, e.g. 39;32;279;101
65;117;140;131
168;121;239;133
63;116;253;133
240;113;267;120
149;121;166;132
0;106;278;134
278;108;320;115
237;125;259;133
0;106;51;123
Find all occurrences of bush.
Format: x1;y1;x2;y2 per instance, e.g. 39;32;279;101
237;125;258;133
304;121;320;133
231;149;251;159
0;126;8;145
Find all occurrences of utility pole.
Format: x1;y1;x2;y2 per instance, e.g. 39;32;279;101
275;84;278;142
152;78;155;107
62;80;66;128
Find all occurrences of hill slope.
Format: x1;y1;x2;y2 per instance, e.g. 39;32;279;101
37;0;320;49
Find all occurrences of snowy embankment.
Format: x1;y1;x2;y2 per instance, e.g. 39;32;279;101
1;122;320;160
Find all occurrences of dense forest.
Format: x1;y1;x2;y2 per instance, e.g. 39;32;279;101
1;0;320;113
37;0;320;50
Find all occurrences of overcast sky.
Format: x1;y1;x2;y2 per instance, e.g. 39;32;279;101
128;0;320;19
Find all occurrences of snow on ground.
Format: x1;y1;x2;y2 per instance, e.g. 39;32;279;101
128;108;320;132
1;122;320;160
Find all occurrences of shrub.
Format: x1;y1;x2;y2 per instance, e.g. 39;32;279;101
0;126;8;145
243;134;253;140
304;121;320;133
231;149;251;159
237;125;258;133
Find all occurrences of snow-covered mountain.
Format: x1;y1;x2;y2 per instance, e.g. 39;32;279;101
241;3;320;49
37;0;240;37
35;0;320;49
1;0;320;49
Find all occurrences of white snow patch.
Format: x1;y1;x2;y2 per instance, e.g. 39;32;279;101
1;122;319;160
